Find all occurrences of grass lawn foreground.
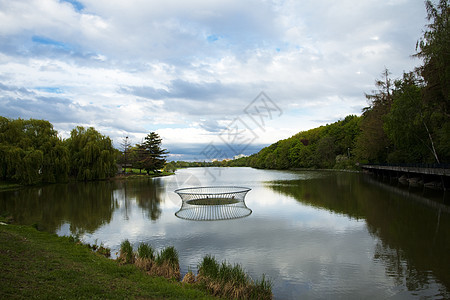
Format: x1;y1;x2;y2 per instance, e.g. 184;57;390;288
0;223;216;299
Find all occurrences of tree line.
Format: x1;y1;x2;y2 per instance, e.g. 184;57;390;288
0;117;168;185
231;0;449;170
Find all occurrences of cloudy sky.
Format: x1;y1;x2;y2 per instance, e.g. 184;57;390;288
0;0;428;160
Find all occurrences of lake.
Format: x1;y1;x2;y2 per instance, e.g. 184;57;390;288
1;167;449;299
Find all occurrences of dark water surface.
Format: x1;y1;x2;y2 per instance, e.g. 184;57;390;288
1;167;449;299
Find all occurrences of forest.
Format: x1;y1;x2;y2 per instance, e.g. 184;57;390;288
230;0;449;170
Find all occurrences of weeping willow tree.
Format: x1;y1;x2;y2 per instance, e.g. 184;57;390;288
65;126;117;181
0;117;69;185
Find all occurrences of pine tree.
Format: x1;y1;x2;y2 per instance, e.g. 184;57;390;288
135;132;168;174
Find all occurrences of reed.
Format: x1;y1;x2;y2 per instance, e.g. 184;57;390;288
197;255;272;300
197;255;220;279
218;261;248;286
156;246;179;269
137;243;154;260
249;273;272;299
154;246;180;280
118;239;134;264
182;270;196;284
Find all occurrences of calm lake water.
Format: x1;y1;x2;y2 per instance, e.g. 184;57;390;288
1;167;449;299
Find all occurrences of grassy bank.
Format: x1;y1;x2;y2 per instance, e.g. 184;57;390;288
115;170;175;179
0;223;216;299
0;181;23;191
0;170;174;191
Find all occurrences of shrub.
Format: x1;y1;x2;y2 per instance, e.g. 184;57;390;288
156;246;179;268
197;255;272;300
119;239;134;264
137;243;154;260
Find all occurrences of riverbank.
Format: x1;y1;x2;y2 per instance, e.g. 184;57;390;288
114;170;175;180
0;222;216;299
0;171;175;191
0;181;23;191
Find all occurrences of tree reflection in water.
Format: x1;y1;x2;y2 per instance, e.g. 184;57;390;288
115;178;164;221
267;172;450;298
0;178;164;235
0;181;116;234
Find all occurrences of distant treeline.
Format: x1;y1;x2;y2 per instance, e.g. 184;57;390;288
238;115;361;170
0;117;118;185
230;0;450;170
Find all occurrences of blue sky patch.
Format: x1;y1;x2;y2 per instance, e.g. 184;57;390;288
35;87;63;94
32;36;72;51
206;34;220;43
60;0;84;12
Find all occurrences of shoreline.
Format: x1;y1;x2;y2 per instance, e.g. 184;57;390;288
0;221;216;299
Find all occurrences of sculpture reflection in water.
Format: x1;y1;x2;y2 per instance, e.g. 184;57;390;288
174;186;252;221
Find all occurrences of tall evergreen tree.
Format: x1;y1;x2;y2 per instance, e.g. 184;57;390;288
135;132;168;174
119;136;132;173
354;69;394;163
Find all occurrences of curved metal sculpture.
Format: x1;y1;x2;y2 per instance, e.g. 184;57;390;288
174;186;252;221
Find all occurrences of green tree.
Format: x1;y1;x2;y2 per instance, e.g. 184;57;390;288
0;117;69;184
118;136;132;173
135;132;168;174
65;126;117;181
354;69;394;162
415;0;449;116
163;161;177;173
384;72;441;163
415;0;450;163
289;140;313;168
314;136;336;168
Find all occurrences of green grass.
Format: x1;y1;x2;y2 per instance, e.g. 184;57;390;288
119;168;174;177
0;223;217;299
137;242;155;260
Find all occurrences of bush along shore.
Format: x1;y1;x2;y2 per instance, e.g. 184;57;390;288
119;240;273;299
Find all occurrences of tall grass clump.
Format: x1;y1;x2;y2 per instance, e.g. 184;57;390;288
196;255;272;299
118;239;134;264
249;274;272;299
137;243;154;260
156;246;179;268
182;270;196;284
135;243;154;271
153;246;180;280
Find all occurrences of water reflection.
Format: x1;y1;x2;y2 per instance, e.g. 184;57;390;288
267;172;450;298
0;182;116;234
0;178;164;233
114;178;165;221
1;168;449;299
